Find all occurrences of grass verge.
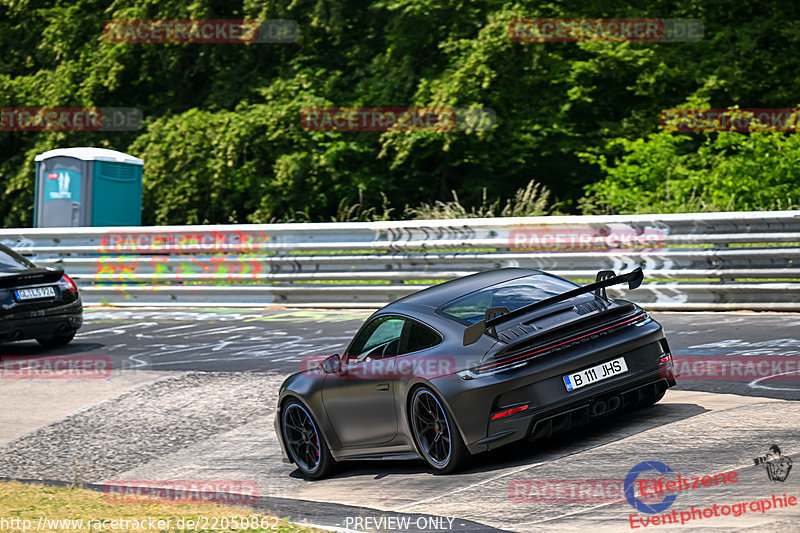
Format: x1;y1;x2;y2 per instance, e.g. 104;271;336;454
0;482;319;532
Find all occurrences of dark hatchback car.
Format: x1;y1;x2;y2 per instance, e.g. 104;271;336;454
276;267;677;478
0;243;82;346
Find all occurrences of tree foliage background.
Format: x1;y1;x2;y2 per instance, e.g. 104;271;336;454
2;0;800;226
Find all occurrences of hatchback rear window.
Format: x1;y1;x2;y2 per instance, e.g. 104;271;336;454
438;274;578;324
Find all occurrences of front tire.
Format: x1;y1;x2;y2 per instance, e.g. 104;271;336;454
281;401;334;479
36;331;76;347
410;387;469;474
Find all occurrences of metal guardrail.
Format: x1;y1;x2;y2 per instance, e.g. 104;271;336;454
1;211;799;309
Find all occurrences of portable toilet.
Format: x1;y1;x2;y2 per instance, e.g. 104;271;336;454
34;147;144;227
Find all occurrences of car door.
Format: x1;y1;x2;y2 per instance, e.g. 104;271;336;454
321;315;405;447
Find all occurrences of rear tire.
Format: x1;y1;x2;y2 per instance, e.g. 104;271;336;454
36;331;76;347
281;400;334;479
410;387;469;474
646;386;668;406
637;382;669;408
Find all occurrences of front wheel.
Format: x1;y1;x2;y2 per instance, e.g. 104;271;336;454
281;401;334;479
410;387;469;474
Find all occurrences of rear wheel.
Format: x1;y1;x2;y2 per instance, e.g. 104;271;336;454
645;384;668;406
635;381;669;409
410;387;469;474
36;331;76;347
281;401;334;479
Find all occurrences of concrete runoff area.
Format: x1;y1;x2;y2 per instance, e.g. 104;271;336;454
0;369;169;446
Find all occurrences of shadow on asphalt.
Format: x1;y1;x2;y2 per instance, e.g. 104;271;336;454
290;402;708;481
0;341;105;356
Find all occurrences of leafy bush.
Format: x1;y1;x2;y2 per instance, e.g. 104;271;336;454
580;132;800;214
4;0;800;226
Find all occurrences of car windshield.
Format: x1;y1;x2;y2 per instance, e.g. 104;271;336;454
0;246;33;272
438;274;578;324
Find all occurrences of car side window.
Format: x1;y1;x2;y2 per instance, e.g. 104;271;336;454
405;321;441;353
346;316;443;363
346;316;405;361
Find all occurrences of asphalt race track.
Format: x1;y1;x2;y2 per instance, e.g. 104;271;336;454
4;308;799;398
1;308;799;532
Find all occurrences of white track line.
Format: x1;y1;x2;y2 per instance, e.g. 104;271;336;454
396;438;628;511
397;403;784;512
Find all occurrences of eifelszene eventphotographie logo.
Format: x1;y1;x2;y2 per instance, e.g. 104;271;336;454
623;460;739;514
754;444;793;483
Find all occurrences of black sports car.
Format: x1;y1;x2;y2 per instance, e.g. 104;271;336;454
0;243;82;346
275;267;676;478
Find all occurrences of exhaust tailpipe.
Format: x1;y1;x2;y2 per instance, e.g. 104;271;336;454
591;400;607;417
607;396;621;411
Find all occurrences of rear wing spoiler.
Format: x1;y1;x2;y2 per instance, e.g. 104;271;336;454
462;267;644;346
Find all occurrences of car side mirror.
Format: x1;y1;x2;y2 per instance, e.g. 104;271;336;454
320;354;342;374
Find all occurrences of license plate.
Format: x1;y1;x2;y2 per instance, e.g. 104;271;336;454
563;356;628;392
15;286;56;301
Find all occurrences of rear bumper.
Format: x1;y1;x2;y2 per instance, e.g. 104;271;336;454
526;375;671;442
432;315;676;454
0;306;83;343
472;372;673;454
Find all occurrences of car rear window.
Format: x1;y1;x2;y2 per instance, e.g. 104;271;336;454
0;246;33;272
438;274;578;324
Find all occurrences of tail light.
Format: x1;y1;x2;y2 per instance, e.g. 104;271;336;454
491;404;529;420
61;275;79;293
659;353;676;382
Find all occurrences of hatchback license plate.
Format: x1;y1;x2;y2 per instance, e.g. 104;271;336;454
15;287;56;300
563;356;627;392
